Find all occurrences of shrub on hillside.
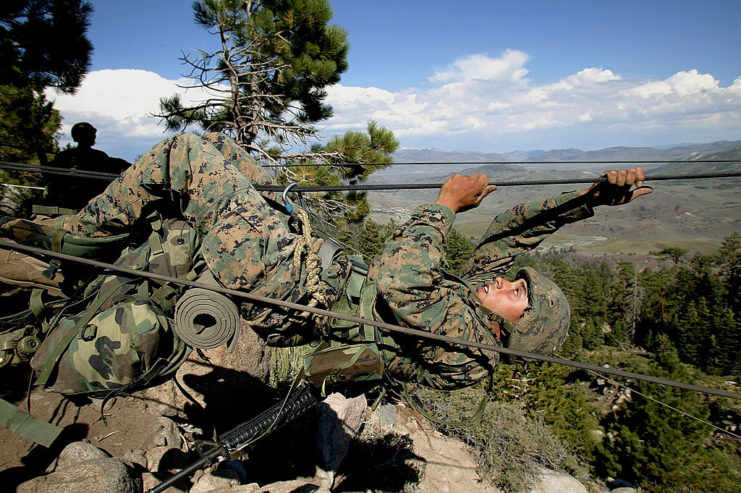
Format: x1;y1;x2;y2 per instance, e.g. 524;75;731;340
410;383;589;492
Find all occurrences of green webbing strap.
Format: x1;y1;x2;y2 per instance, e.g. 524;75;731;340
34;287;119;387
29;288;45;318
358;283;377;339
51;228;67;253
0;397;62;447
150;284;178;310
135;280;150;300
346;257;368;301
148;228;164;256
402;376;492;427
31;205;78;217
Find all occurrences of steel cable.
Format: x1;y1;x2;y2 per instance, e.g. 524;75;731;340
2;159;740;192
2;239;740;401
254;172;741;192
260;158;741;168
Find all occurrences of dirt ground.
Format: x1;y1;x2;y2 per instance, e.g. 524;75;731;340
0;359;501;493
1;366;186;488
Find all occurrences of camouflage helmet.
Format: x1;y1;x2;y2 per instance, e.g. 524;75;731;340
507;267;570;356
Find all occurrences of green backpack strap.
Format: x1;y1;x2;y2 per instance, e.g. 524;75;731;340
0;397;62;447
51;228;67;253
29;288;46;318
31;205;78;217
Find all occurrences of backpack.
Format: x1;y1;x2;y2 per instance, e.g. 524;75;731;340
1;214;205;397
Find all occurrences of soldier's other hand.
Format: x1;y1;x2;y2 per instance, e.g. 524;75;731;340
435;174;497;213
582;167;653;207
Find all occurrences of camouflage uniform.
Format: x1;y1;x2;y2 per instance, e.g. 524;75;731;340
47;133;592;390
373;194;593;389
60;132;350;345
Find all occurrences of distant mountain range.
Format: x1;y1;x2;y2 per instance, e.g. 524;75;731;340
372;139;741;183
368;140;741;251
391;139;741;166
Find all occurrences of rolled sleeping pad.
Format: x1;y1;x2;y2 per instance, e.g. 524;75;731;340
173;288;240;349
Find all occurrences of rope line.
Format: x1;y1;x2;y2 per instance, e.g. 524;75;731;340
260;158;741;168
2;239;739;401
2;159;740;192
2;183;46;191
291;209;330;322
254;172;741;192
0;160;118;180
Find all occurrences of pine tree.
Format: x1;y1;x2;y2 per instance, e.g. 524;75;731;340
675;300;702;365
443;228;474;276
706;307;739;375
1;0;93;92
0;84;60;164
655;246;687;272
380;218;399;241
0;0;92;164
304;121;399;223
356;219;384;262
635;268;673;348
598;352;714;490
717;232;741;312
157;0;349;162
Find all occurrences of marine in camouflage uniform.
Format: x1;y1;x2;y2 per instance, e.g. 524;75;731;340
372;189;590;388
60;132;352;346
371;169;651;389
47;133;650;390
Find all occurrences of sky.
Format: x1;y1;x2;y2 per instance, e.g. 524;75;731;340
47;0;741;162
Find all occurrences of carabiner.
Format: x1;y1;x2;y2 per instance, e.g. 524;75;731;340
281;182;299;214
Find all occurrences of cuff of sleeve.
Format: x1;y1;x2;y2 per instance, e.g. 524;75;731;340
557;191;595;223
412;203;457;232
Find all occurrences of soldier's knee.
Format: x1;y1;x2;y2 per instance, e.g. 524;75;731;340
200;132;241;152
374;273;396;299
201;132;223;145
172;132;202;148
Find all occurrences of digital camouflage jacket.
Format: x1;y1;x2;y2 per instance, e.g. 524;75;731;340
57;132;352;346
373;194;593;390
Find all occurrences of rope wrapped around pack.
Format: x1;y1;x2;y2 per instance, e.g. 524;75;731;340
174;288;240;349
291;208;330;326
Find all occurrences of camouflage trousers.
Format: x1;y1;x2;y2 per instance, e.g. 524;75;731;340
61;133;308;318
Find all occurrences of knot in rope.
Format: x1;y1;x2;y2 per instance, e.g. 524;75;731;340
291;209;330;325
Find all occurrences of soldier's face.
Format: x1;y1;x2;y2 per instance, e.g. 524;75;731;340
476;276;529;322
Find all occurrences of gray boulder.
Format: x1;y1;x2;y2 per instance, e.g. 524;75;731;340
529;467;588;493
18;457;140;493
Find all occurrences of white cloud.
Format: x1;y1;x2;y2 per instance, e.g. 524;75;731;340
667;69;718;96
429;50;530;84
325;53;741;147
46;70;173;138
627;80;673;99
564;67;621;85
46;54;741;157
44;68;223;144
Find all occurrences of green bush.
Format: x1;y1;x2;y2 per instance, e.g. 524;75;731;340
410;383;589;492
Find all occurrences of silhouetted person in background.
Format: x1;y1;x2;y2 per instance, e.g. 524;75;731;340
43;122;130;212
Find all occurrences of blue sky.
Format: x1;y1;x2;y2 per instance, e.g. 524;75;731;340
49;0;741;162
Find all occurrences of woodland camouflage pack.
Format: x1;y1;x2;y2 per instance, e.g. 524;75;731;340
1;214;199;396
